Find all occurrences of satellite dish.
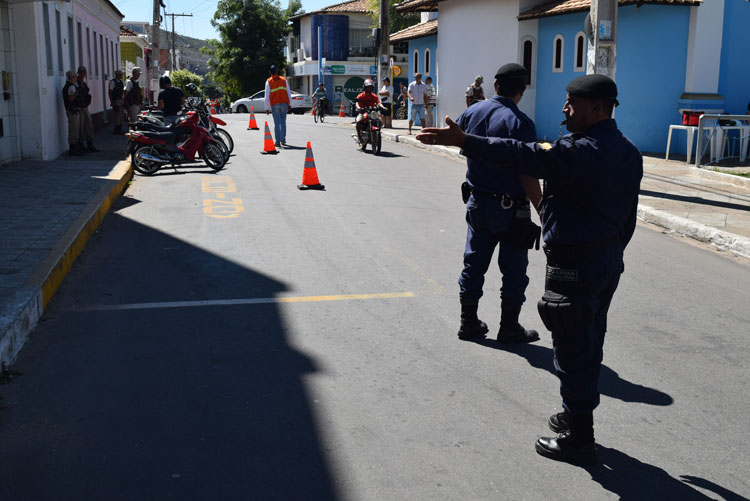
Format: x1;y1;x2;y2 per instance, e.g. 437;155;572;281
584;13;594;41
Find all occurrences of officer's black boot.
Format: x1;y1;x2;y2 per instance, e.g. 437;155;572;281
77;142;89;155
497;304;540;343
548;410;570;433
457;300;488;340
86;141;100;153
69;143;84;156
535;412;597;465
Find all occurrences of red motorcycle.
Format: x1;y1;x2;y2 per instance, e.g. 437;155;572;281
126;111;226;175
355;106;383;155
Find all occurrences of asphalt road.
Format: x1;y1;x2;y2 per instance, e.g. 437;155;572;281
1;114;748;500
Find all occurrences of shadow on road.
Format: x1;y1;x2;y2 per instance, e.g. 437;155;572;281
639;189;750;212
473;339;673;406
583;445;746;500
0;207;337;499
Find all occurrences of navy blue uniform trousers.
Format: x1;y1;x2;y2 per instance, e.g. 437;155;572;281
461;194;529;306
542;243;623;414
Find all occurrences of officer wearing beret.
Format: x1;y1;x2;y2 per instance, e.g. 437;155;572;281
455;63;542;344
417;74;643;464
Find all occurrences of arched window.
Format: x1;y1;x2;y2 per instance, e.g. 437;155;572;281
553;34;564;73
413;49;419;75
424;48;431;75
523;39;533;85
574;32;586;72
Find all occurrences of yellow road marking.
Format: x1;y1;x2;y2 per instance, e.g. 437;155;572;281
75;292;415;312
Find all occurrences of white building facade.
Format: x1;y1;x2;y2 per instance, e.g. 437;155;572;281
0;0;122;165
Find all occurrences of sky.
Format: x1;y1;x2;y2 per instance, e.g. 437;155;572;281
115;0;336;41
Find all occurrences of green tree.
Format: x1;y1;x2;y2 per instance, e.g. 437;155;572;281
170;69;203;95
365;0;420;33
203;0;288;99
284;0;303;22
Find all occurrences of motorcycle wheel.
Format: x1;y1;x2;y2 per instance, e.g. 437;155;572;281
203;142;226;171
319;109;325;123
131;145;163;175
360;134;368;151
372;131;382;155
215;140;230;163
314;110;318;123
215;128;234;154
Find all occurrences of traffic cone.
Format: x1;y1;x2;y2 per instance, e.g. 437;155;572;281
338;101;346;117
260;122;278;155
247;106;259;130
297;141;325;190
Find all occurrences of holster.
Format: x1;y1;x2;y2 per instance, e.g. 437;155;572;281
506;215;541;250
461;181;471;204
537;264;589;335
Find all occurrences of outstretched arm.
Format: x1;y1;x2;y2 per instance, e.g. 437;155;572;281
417;117;574;180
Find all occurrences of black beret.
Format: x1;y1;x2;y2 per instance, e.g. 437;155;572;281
495;63;527;81
565;74;618;100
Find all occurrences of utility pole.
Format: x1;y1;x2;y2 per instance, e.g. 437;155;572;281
377;0;390;86
151;0;163;102
166;12;193;71
587;0;617;79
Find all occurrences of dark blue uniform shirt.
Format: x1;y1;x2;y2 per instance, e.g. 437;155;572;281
458;95;536;198
462;119;643;246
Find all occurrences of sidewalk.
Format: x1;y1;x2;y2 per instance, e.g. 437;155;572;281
0;127;132;364
378;118;750;258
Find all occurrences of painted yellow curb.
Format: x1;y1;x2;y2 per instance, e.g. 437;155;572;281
39;159;133;308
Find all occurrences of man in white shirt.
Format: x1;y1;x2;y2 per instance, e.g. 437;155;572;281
408;73;426;134
424;76;436;128
379;77;393;128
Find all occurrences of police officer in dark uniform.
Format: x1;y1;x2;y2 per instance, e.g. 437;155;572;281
456;63;542;344
417;74;643;465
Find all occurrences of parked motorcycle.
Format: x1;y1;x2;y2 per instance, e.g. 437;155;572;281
126;111;226;175
354;106;383;155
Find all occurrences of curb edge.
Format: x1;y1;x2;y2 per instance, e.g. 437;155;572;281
0;159;133;365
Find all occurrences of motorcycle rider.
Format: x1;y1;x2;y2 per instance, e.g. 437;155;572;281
157;75;186;125
355;79;386;140
312;83;328;116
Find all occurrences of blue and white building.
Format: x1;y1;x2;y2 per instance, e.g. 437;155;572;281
396;0;750;155
390;13;438;122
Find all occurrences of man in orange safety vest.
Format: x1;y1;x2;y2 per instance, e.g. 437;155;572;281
264;65;292;147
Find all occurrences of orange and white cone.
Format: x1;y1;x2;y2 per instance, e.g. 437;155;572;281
247;106;259;130
297;141;325;190
260;121;278;155
338;101;346;117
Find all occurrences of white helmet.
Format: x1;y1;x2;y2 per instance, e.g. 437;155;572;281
363;79;374;88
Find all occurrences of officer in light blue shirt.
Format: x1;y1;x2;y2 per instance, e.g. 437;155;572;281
454;63;543;345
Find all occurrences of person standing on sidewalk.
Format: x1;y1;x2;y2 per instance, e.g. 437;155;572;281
108;70;126;135
407;73;426;135
453;63;542;345
378;77;393;128
424;76;436;128
416;74;643;465
62;70;84;156
264;65;292;147
123;67;143;128
76;66;99;152
466;75;486;108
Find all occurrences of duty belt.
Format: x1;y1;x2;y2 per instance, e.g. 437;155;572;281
470;187;527;209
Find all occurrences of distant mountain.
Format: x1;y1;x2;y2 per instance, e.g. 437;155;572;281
173;32;211;76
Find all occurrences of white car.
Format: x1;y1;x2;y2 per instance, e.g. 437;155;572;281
230;90;313;114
